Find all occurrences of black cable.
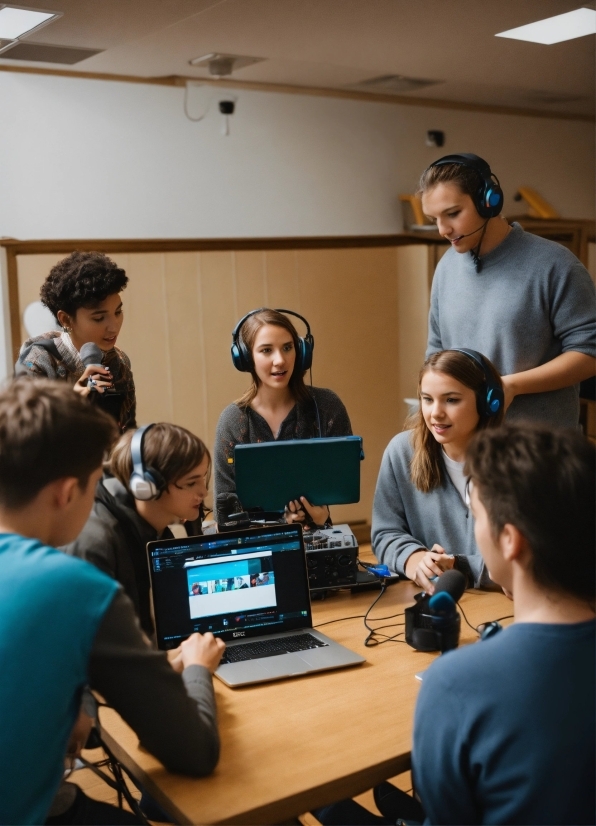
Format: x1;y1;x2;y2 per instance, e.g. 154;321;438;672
458;600;513;635
314;614;365;628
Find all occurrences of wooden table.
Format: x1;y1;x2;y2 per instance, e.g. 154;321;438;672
98;581;513;825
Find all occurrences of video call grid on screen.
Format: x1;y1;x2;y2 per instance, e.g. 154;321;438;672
148;526;312;646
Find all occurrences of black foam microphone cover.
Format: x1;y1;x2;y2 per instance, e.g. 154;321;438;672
432;569;466;603
80;342;104;369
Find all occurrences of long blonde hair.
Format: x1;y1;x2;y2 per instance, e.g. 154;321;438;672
408;350;504;493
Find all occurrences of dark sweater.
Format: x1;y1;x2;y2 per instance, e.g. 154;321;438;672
213;387;352;523
414;619;595;825
63;477;159;636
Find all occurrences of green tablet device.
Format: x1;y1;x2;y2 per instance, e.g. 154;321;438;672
234;436;364;511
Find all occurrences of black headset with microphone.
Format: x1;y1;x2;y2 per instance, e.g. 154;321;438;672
428;153;504;219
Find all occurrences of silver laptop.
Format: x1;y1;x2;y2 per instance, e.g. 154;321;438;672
148;524;365;687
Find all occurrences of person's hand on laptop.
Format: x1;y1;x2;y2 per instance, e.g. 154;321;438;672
178;632;226;674
285;497;330;529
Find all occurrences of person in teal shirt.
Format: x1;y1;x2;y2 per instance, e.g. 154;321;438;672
0;379;225;825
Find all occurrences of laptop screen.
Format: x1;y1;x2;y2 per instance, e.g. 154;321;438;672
148;525;312;648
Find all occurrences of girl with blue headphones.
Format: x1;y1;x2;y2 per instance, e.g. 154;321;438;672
419;153;595;428
214;308;352;528
372;349;504;594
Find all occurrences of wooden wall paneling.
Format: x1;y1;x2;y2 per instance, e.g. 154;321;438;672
160;252;207;438
117;253;173;425
16;253;66;342
263;250;302;314
296;247;401;524
396;246;432;403
198;252;247;451
234;251;267;317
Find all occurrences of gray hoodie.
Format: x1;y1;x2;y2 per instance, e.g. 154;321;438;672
372;431;493;589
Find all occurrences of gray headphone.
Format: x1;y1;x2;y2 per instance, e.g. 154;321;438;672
129;425;166;500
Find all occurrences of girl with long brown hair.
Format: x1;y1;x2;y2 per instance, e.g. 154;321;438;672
214;308;351;527
372;349;504;592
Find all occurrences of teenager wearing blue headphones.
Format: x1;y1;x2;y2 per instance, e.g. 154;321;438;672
420;153;596;428
64;423;210;637
214;308;352;527
373;349;504;593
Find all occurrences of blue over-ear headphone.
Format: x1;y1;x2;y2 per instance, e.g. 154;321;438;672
129;424;167;501
452;349;504;417
231;308;314;373
429;153;504;219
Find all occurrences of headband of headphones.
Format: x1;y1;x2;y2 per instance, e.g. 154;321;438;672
429;153;504;219
231;308;314;373
129;424;167;501
452;349;504;417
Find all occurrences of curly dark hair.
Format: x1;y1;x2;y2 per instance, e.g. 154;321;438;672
40;251;128;321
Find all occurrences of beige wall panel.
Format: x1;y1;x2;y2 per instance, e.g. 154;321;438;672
397;245;431;403
199;252;247;451
296;247;400;524
117;253;173;424
17;253;70;341
234;251;267;317
264;250;302;313
161;252;207;438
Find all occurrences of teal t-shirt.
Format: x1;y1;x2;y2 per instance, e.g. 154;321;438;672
0;534;119;825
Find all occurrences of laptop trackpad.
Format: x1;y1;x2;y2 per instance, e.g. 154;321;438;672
260;652;311;678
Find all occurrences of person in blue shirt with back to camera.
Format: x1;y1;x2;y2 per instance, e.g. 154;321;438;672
316;421;594;825
420;153;596;427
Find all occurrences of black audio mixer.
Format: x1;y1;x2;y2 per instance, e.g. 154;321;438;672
304;524;358;592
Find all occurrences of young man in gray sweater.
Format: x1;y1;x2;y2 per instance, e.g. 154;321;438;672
421;154;595;427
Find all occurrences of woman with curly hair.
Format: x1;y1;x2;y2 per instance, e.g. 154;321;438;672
16;251;136;431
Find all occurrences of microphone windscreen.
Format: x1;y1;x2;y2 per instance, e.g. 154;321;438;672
433;569;466;603
80;342;104;368
428;591;455;614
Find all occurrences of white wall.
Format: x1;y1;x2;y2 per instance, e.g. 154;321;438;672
0;71;594;240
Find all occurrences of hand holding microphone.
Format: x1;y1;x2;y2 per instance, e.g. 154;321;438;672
74;343;113;398
405;543;455;593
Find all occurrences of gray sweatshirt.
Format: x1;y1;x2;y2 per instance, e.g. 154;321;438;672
427;223;596;428
372;431;492;589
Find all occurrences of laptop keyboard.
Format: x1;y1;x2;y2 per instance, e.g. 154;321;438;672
220;633;328;664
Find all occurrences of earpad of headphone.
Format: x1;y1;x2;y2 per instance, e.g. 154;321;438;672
146;466;166;493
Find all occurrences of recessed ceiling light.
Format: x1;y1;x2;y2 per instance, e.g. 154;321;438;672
496;7;596;44
0;5;61;41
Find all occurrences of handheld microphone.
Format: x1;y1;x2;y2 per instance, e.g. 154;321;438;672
405;569;466;652
79;343;105;393
79;342;104;370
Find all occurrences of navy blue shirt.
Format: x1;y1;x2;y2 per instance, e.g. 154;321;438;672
413;620;595;825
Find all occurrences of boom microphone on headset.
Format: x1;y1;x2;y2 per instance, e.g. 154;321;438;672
405;569;466;652
455;221;489;240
